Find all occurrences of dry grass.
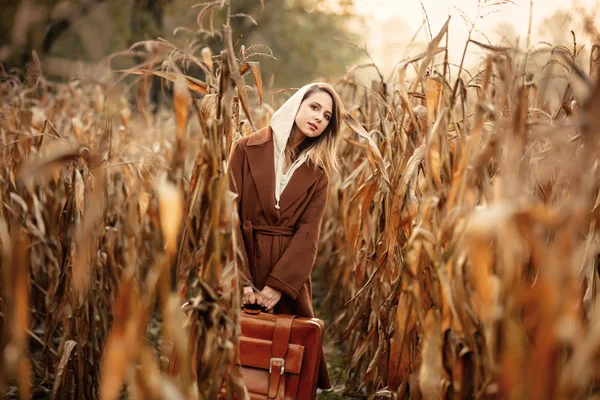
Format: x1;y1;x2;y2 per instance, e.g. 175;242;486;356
0;12;256;398
318;19;600;400
3;3;600;400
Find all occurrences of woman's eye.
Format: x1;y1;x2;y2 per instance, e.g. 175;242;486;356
311;105;317;110
325;115;331;120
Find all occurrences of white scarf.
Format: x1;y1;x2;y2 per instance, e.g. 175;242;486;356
269;82;325;210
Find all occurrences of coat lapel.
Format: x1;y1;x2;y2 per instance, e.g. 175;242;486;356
279;162;323;214
245;126;324;219
246;127;279;224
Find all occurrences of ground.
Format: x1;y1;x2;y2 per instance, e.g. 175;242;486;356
313;265;364;400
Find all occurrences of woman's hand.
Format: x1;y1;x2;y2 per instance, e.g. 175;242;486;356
242;286;256;305
256;286;282;311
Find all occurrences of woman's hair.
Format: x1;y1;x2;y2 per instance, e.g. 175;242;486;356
285;83;344;174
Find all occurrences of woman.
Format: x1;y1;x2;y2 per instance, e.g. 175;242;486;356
227;82;343;392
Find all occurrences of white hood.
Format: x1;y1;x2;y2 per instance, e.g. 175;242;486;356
269;82;326;209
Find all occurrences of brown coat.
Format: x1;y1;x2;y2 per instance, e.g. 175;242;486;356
227;126;332;389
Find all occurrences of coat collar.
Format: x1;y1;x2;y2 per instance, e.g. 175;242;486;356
245;126;324;221
247;126;272;147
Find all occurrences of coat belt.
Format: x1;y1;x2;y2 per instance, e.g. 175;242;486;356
241;221;294;285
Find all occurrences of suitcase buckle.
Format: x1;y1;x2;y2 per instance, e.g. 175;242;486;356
269;357;285;375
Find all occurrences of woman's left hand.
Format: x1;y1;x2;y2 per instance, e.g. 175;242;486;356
256;286;282;311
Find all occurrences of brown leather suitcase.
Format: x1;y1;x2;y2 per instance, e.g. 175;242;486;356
236;306;325;400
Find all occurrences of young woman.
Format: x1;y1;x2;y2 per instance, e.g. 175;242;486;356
227;82;343;391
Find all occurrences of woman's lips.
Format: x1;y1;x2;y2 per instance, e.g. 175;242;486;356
308;121;318;131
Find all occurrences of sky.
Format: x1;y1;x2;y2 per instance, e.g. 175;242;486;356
353;0;600;77
355;0;600;36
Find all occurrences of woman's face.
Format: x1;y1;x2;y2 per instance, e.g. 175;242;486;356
294;91;333;139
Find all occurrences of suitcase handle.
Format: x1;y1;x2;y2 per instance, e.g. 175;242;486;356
241;304;267;315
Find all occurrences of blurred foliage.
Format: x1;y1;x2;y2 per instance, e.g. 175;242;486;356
0;0;363;90
220;0;362;88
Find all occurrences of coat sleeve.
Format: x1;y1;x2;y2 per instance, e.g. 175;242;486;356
265;172;329;300
227;140;253;285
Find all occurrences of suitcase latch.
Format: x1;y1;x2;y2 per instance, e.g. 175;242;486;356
269;357;285;375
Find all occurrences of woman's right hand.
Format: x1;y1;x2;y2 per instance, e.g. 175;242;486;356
242;286;256;305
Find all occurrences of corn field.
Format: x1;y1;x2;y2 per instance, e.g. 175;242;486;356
319;21;600;400
3;2;600;399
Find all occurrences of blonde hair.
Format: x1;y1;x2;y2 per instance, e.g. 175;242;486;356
285;83;344;174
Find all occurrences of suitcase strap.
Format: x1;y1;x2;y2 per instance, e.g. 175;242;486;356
268;314;296;400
